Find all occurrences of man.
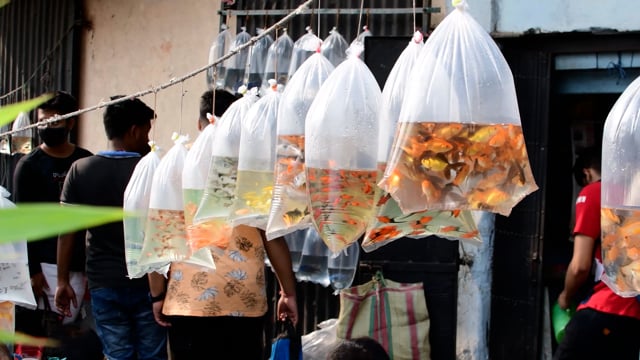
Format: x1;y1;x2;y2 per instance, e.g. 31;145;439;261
12;91;92;337
55;97;167;360
148;88;299;359
554;146;640;359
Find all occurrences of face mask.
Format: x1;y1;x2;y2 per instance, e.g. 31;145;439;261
38;127;68;147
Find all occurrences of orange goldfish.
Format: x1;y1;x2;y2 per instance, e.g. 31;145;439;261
469;125;502;143
434;123;464;139
421;179;441;203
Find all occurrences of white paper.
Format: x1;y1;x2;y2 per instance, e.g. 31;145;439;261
40;262;85;324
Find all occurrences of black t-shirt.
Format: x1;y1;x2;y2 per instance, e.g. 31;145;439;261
13;146;93;275
61;153;148;290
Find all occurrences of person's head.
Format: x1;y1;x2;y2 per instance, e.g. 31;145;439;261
103;96;155;155
36;91;78;147
198;89;241;131
327;337;390;360
573;145;602;187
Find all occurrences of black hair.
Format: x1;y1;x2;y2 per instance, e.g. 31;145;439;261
327;337;390;360
573;145;602;186
103;96;155;140
199;89;242;128
38;91;78;117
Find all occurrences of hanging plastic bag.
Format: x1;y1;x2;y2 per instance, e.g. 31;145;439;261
321;27;349;68
352;25;372;46
139;134;214;275
0;187;36;309
183;122;218;254
193;87;259;249
247;27;274;89
305;41;382;253
123;143;162;279
296;227;330;287
288;26;322;79
362;31;480;252
264;28;294;86
266;52;335;240
284;229;307;272
225;26;251;92
379;0;538;217
328;242;360;293
228;80;281;229
207;24;233;90
601;75;640;296
11;112;32;154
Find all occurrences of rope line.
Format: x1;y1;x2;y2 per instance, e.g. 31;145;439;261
0;0;314;138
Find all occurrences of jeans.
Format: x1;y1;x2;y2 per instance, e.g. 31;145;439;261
91;287;168;360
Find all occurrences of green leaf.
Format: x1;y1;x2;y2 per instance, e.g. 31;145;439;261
0;329;58;347
0;0;9;9
0;204;129;243
0;94;53;128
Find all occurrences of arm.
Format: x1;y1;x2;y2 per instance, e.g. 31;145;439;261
55;231;77;317
148;271;171;327
558;233;595;309
261;231;298;325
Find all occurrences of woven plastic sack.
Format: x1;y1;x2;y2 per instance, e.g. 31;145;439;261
207;24;233;90
225;26;251;92
362;31;480;252
193;87;259;249
321;27;348;68
379;0;538;217
601;75;640;296
266;53;335;240
305;42;382;253
139;134;214;275
264;28;294;86
228;81;281;229
247;27;274;89
123;144;162;278
288;27;322;79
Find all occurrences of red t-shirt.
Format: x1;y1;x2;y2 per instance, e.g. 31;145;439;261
574;181;640;319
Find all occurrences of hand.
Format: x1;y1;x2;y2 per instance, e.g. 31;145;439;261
54;282;76;318
30;272;48;299
277;293;298;326
152;300;171;327
558;291;570;310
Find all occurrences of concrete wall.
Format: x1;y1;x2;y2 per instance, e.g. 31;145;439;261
78;0;220;153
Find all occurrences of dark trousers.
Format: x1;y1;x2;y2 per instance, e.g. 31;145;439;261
168;315;266;360
553;308;640;360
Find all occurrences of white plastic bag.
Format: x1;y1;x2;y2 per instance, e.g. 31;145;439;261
305;42;382;253
0;187;36;309
302;318;339;360
264;28;294;85
321;27;349;68
362;31;480;252
266;53;335;240
123;144;162;279
228;81;281;229
139;134;214;275
379;0;538;217
225;26;251;92
207;24;233;89
288;26;322;79
601;75;640;296
194;87;259;249
247;27;274;88
11;112;32;154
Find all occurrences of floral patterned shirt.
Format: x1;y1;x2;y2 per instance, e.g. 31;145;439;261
162;225;267;317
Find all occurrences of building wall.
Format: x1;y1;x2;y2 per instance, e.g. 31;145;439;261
78;0;220;152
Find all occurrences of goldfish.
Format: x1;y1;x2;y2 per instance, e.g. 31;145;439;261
421;179;441;203
476;170;509;190
283;208;306;226
469;125;502;143
468;188;510;208
377;193;392;206
420;155;450;172
487;126;508;147
377;216;393;223
451;209;461;217
601;208;621;225
402;138;454;158
440;225;458;232
434;123;464;139
619;220;640;242
418;215;433;224
461;230;479;239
